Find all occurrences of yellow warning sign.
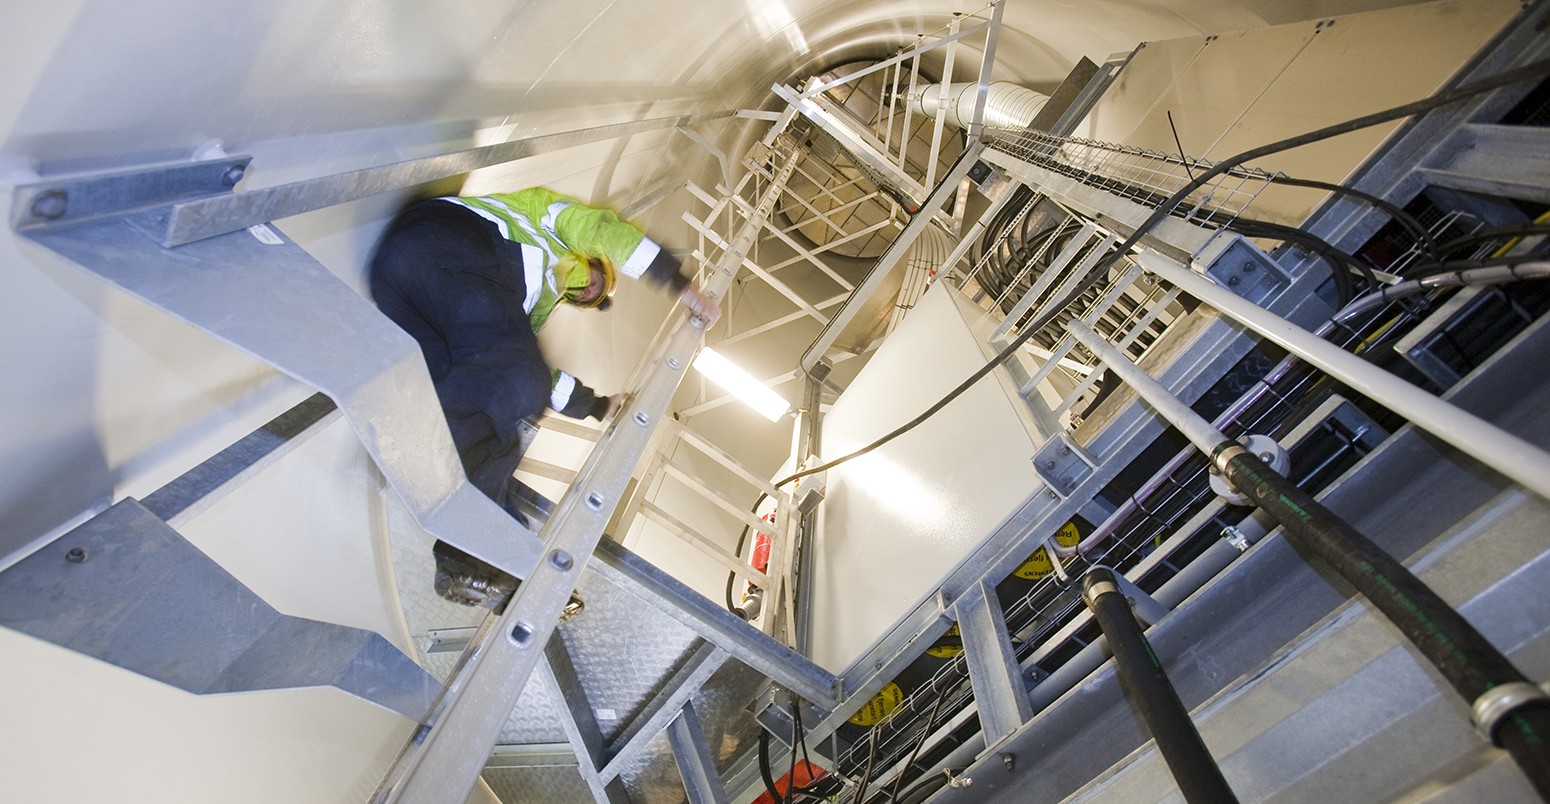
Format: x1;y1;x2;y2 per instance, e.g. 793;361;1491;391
847;682;904;726
927;624;963;658
1013;522;1082;580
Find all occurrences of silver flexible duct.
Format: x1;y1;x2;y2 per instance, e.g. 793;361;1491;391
905;81;1050;130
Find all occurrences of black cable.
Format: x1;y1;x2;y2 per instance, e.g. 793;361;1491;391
885;683;950;804
1167;110;1197;181
853;724;879;804
1266;174;1439;261
725;491;769;613
1228;218;1361;305
892;767;965;804
773;56;1550;490
759;729;787;804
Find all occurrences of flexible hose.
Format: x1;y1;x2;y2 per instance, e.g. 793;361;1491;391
1216;446;1550;800
1083;567;1239;803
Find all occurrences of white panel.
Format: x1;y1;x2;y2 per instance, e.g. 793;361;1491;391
808;284;1039;673
0;627;413;803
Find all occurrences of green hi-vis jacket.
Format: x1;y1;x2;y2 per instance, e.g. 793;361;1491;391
440;188;688;416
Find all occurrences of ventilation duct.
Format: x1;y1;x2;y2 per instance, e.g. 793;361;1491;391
905;81;1050;130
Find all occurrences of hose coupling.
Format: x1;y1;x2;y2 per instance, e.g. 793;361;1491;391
1081;567;1121;609
1471;681;1550;745
1211;442;1248;475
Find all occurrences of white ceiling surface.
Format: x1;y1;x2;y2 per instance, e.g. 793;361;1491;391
0;0;1442;800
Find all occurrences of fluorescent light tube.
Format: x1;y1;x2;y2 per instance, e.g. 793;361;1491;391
693;347;790;422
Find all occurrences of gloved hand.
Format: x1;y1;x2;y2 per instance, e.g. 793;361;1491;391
679;283;722;328
604;392;632;421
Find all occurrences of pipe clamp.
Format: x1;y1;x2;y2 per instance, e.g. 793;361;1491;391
1472;681;1550;744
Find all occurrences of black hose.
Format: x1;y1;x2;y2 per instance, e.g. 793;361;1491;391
759;728;787;804
773;57;1550;490
1216;446;1550;800
1083;567;1238;804
726;491;770;613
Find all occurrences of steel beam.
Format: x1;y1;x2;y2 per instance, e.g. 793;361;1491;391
956;579;1034;748
149;111;730;246
668;702;732;804
1419;123;1550;204
599;642;729;782
589;538;840;709
541;638;631;803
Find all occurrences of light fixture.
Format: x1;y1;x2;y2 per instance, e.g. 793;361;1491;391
692;347;791;422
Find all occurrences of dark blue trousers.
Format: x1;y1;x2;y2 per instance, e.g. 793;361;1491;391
368;205;552;517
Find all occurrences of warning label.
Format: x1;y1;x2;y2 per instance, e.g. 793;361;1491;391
847;682;904;726
1013;521;1083;580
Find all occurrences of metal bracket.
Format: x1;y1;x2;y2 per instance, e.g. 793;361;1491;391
1194;231;1290;306
1033;434;1097;498
11;155;250;239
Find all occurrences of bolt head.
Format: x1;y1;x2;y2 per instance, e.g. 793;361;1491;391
31;189;67;220
585;492;606;511
509;620;535;646
549;550;574;571
220;164;246;187
1227;276;1242;287
633;411;650;427
667;357;681;370
65;547;87;563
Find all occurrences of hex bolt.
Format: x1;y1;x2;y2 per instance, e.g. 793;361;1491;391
689;314;707;330
585;492;606;511
633;411;650;427
1227;275;1242;287
65;547;87;563
1001;753;1015;771
220;164;246;187
549;549;574;572
509;620;535;646
1242;262;1256;272
31;189;67;220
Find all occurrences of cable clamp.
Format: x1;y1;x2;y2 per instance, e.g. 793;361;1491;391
1471;681;1550;745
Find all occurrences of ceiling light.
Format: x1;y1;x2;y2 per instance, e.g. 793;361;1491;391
693;347;790;422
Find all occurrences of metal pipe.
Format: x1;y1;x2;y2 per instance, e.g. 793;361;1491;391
1068;318;1550;799
1137;251;1550;502
1082;567;1238;804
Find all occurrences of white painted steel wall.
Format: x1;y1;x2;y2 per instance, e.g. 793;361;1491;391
808;283;1040;673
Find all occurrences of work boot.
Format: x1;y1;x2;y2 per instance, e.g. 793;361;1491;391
431;540;584;620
